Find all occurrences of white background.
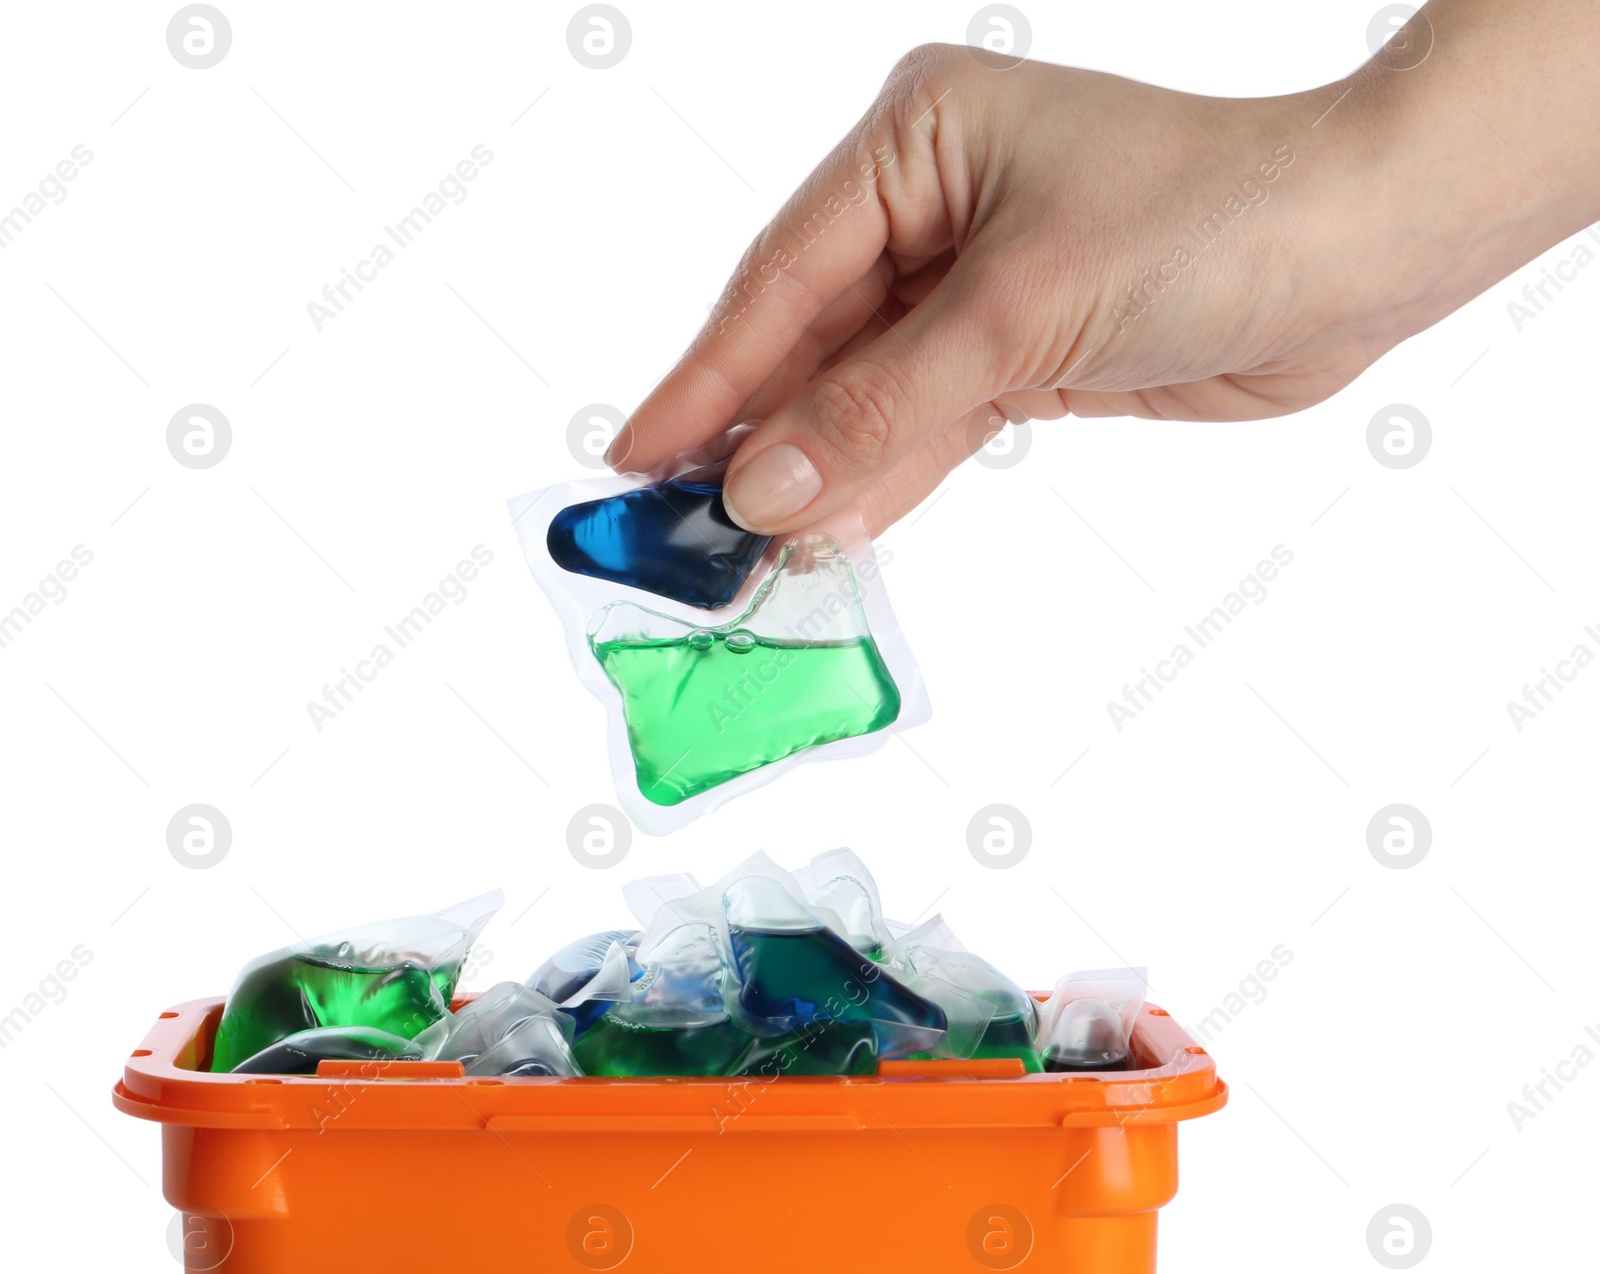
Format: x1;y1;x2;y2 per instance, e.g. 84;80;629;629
3;2;1595;1269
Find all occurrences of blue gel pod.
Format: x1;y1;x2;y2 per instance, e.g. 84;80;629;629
546;462;773;609
728;921;947;1039
722;878;946;1053
526;929;641;1039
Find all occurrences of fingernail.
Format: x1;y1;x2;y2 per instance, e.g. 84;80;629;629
724;443;822;531
603;425;631;469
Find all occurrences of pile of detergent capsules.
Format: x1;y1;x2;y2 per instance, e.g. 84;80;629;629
209;851;1145;1079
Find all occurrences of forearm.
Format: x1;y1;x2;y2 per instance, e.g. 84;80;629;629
1300;0;1600;357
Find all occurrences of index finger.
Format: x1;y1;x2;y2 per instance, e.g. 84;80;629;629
607;128;901;473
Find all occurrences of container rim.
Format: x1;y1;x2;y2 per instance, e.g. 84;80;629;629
113;996;1226;1133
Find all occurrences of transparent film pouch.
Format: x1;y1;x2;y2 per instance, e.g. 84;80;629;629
510;427;929;833
886;915;1041;1064
210;889;503;1073
618;851;947;1067
1036;967;1148;1072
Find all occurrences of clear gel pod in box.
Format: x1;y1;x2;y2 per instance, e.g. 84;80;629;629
1037;967;1148;1072
510;429;928;833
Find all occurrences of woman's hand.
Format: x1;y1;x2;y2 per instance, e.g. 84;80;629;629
607;5;1600;536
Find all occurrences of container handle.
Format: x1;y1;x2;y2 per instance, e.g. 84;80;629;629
876;1058;1028;1079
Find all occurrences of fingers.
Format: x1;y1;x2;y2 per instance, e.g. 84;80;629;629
850;400;1009;536
732;256;897;424
888;249;955;308
720;253;1020;534
606;131;902;473
814;294;902;376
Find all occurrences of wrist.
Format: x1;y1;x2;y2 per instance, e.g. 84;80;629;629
1288;3;1600;365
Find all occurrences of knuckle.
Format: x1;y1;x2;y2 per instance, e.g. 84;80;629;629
882;43;968;122
887;42;961;84
807;365;905;471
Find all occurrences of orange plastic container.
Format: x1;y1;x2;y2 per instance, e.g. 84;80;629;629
115;995;1226;1272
